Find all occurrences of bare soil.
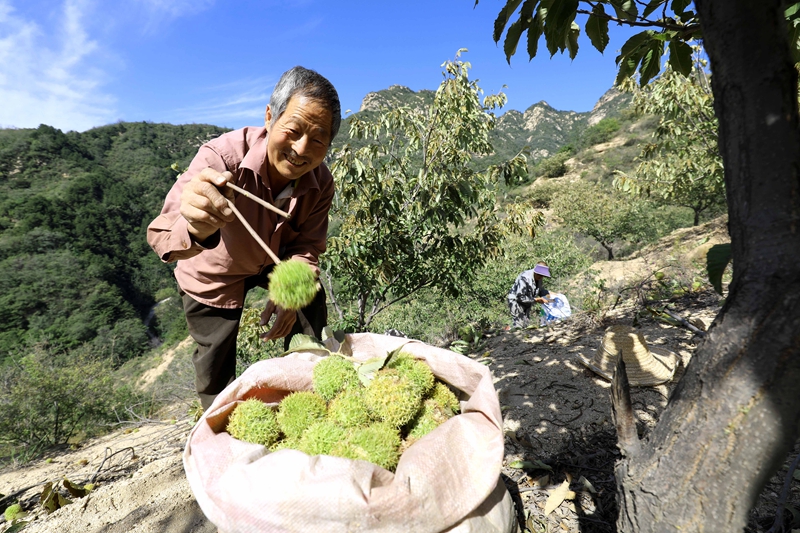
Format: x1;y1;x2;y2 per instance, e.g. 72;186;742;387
1;219;798;533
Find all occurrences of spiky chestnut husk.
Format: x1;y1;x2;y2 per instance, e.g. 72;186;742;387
313;355;360;402
430;381;460;415
277;391;328;439
4;503;23;522
330;422;401;471
268;259;318;311
226;398;281;447
297;420;348;456
269;436;301;452
364;369;423;428
328;388;373;428
406;398;453;442
387;352;435;397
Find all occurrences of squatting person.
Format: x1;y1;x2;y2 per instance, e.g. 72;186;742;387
507;261;551;328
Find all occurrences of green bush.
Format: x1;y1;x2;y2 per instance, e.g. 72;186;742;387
534;152;570;178
526;180;566;208
0;346;146;460
151;293;188;346
577;118;620;149
368;229;593;341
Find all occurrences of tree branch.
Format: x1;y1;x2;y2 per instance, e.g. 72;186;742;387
577;6;701;36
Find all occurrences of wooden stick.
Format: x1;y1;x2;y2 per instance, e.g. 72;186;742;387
226;199;281;265
226;197;315;330
226;182;291;219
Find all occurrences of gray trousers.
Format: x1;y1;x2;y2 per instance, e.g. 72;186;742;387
182;270;327;410
508;297;534;328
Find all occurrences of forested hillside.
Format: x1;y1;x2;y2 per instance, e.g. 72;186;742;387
0;122;228;362
0;88;629;364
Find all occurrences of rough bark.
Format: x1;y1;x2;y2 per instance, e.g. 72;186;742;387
616;1;800;531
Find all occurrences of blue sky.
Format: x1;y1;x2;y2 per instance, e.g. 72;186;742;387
0;0;638;132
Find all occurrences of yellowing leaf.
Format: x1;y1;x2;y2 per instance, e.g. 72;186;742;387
544;480;571;515
578;475;597;494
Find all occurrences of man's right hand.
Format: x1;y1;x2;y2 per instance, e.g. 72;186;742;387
180;168;236;243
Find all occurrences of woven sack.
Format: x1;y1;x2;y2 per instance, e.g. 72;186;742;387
183;332;516;533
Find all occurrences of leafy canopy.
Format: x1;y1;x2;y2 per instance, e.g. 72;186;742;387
614;56;725;226
479;0;800;86
323;50;538;331
551;181;654;260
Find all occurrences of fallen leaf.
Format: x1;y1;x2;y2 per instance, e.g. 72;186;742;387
578;475;597;494
63;478;88;498
532;475;549;488
544;480;571;515
508;459;553;471
40;482;72;514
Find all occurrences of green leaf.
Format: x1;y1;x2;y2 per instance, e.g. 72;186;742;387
565;22;580;60
63;478;88;498
585;4;610;54
504;18;525;62
615;31;655;66
610;0;638;21
786;2;800;19
493;0;525;42
615;55;640;86
638;40;666;86
670;0;691;16
668;40;693;76
543;0;578;57
356;354;390;386
642;0;668;19
281;334;331;356
526;4;546;59
39;482;72;514
706;243;732;295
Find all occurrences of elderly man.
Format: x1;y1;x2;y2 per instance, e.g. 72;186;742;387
147;66;340;409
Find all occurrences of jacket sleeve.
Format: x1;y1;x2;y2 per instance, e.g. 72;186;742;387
146;145;229;263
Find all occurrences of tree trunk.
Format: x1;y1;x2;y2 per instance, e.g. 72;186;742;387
601;241;614;260
616;1;800;531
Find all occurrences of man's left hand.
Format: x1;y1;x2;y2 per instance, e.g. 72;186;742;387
259;300;297;340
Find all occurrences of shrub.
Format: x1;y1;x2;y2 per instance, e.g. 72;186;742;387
577;118;620;149
0;346;145;459
535;151;570;178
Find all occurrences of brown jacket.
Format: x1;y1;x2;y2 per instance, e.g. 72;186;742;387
146;126;333;309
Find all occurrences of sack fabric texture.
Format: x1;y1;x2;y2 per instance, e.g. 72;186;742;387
183;332;517;533
540;293;571;325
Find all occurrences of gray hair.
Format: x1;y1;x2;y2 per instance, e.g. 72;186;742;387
269;66;341;143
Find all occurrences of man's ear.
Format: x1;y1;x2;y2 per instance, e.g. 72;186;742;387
264;105;272;129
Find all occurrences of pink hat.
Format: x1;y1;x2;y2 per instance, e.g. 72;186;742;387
533;264;551;277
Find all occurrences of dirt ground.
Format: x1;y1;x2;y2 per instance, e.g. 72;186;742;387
1;219;798;533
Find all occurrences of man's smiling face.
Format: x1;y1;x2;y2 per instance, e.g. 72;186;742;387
265;95;332;189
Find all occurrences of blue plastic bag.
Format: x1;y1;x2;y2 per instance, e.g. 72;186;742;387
540;293;571;325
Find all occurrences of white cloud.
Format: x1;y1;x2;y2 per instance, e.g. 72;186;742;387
166;77;276;127
132;0;215;31
0;0;116;131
